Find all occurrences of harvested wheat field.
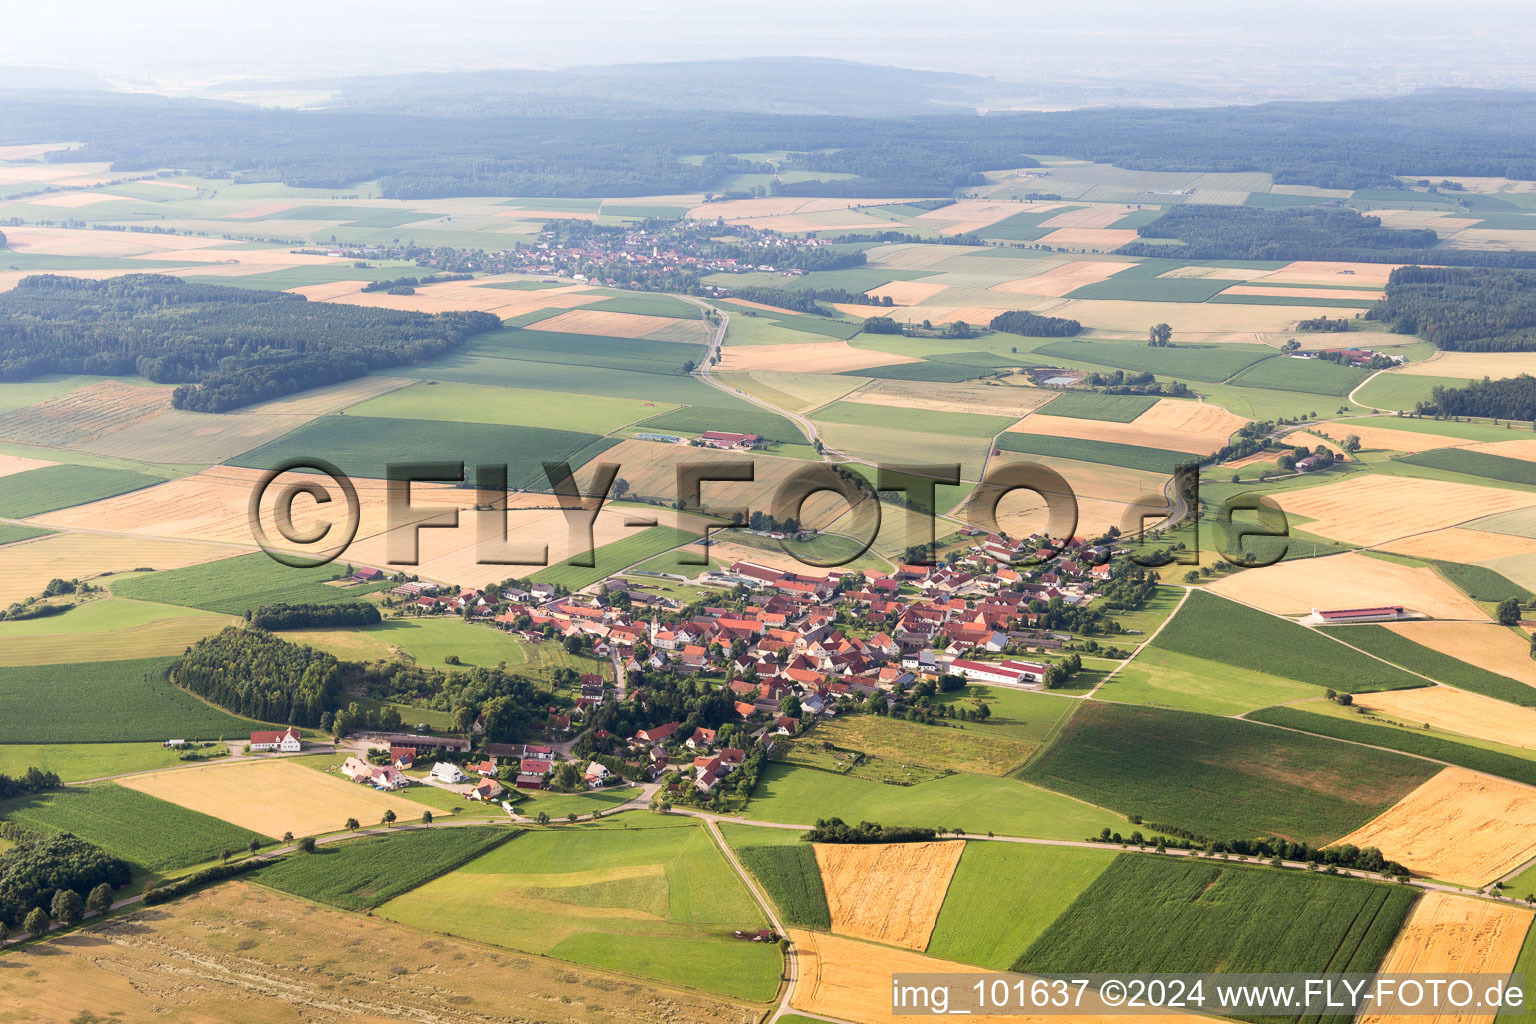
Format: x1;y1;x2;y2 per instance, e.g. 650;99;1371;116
1263;261;1402;286
0;379;173;447
1381;527;1536;563
1359;892;1532;1024
0;533;239;606
1282;430;1348;458
1333;766;1536;886
1384;621;1536;689
119;759;421;838
77;408;320;464
1463;438;1536;462
846;378;1055;417
1313;422;1467;453
0;225;241;258
0;453;56;478
1205;551;1488;620
814;841;965;950
2;884;759;1024
686;197;912;220
1009;397;1243;454
1035;228;1139;249
1395;351;1536;379
865;243;992;271
788;929;1209;1024
834;303;1012;326
717;340;917;373
1273;475;1536;546
0;142;70;161
1050;298;1344;334
1040;206;1134;229
992;260;1138;297
527;308;698;340
27;190;129;208
287;278;600;317
865;279;949;304
914;200;1044;234
1222;285;1383;301
1357;685;1536;750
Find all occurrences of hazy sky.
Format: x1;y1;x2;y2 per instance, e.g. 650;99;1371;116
8;0;1536;99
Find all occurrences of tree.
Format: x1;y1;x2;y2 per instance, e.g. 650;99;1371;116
24;907;49;938
1148;323;1173;347
219;849;231;863
51;888;85;926
282;831;294;843
247;836;261;854
536;811;550;825
550;761;583;792
345;817;360;831
1342;434;1362;453
299;836;317;853
567;812;579;823
382;809;397;828
1498;597;1522;626
86;883;113;916
421;810;433;824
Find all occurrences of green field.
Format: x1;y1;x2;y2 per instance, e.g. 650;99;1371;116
1034;391;1158;422
1036;340;1268;383
634;404;805;443
1400;448;1536;487
532;525;697;590
0;656;258;743
838;359;997;383
1228;356;1371;397
811;400;1016;438
1152;590;1428;692
253;825;513;910
472;326;707;376
111;552;393;616
1352;373;1470;412
730;834;831;929
810;711;1039;776
585;294;703;319
302;616;536;670
926;685;1082;750
1;782;266;873
0;464;165;517
926;841;1115;969
1022;701;1438;843
231;414;615;488
1427;558;1534;602
1065;259;1250;302
0;597;234;667
1319;623;1536;705
1017;856;1417;1011
1246;705;1536;787
1103;645;1320;716
510;787;633;820
748;763;1126;839
994;432;1199;474
0;523;51;547
343;380;680;433
0;741;194;782
378;818;781;1001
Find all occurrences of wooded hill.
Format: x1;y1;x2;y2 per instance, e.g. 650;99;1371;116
1370;266;1536;350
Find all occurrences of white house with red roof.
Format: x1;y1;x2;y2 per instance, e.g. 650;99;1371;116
249;726;301;753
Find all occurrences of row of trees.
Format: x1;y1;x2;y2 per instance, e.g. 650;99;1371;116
248;602;382;631
803;818;938;844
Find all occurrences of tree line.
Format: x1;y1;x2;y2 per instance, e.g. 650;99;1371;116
0;274;499;411
1416;375;1536;419
248;602;382;631
802;818;939;844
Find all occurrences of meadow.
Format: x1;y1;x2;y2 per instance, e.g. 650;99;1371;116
1101;645;1320;716
1247;705;1536;788
810;712;1037;776
343;380;680;434
1319;624;1536;706
1034;391;1157;422
378;818;782;1002
1017;856;1417;1013
924;684;1081;750
111;552;393;616
0;656;257;742
1022;701;1439;843
2;782;265;872
348;616;534;670
994;431;1199;473
1035;339;1268;383
0;741;192;782
0;598;234;666
231;414;614;488
1401;448;1536;486
1152;591;1428;692
532;525;697;590
925;841;1115;969
253;825;513;910
0;463;165;517
747;763;1125;839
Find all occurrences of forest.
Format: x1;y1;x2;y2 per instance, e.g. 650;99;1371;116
1368;266;1536;350
989;310;1084;337
1121;205;1536;268
0;275;499;411
172;627;344;727
9;88;1536;198
1415;375;1536;419
0;829;131;930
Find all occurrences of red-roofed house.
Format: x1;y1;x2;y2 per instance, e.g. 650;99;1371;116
250;726;301;753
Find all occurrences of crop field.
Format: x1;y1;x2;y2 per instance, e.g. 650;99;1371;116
1320;624;1536;706
994;431;1197;474
1;781;262;872
0;597;236;666
1205;551;1488;620
1035;391;1157;421
533;525;697;590
1356;685;1536;750
111;551;391;615
810;713;1036;775
720;339;917;374
748;763;1125;839
471;326;707;376
231;413;612;487
0;655;258;742
812;399;1017;438
526;308;702;341
634;403;805;443
1274;473;1536;546
814;841;964;950
1467;438;1536;463
119;758;425;838
253;825;513;910
1;884;763;1024
1362;892;1531;1024
1013;397;1246;454
1017;856;1417;989
0;531;236;607
925;841;1115;969
1401;448;1536;487
1227;354;1370;396
1102;645;1320;716
734;841;832;929
0;378;172;447
1153;591;1432;692
1314;420;1473;453
587;294;703;319
0;463;165;517
1022;701;1439;843
1384;527;1536;566
343;379;680;433
1035;339;1269;382
842;377;1053;417
378;818;782;1002
1248;705;1536;788
1384;620;1536;687
1395;351;1536;379
836;358;998;383
1334;766;1536;886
